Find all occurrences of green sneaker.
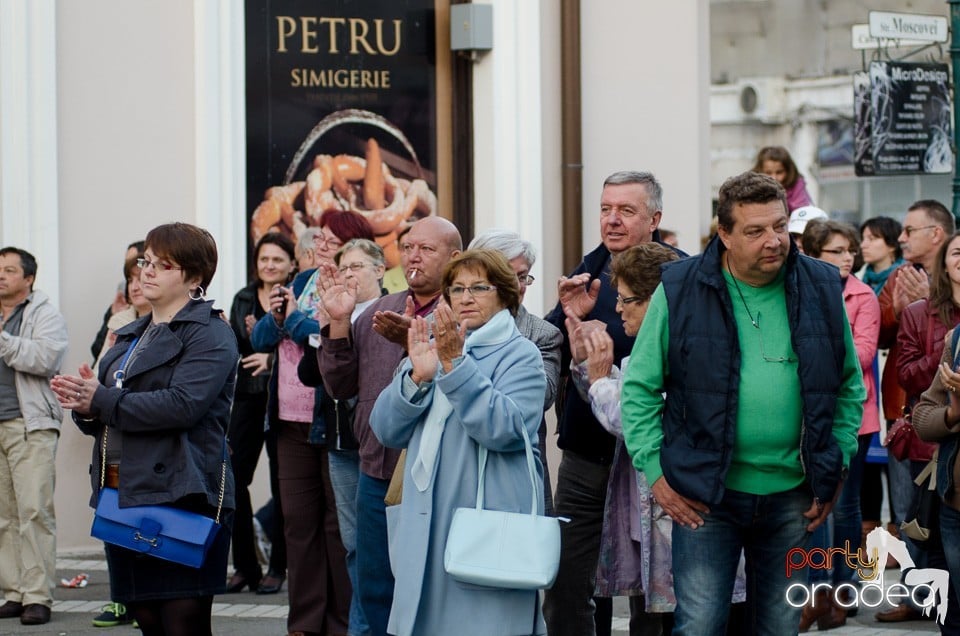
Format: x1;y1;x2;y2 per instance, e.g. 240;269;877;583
92;602;132;627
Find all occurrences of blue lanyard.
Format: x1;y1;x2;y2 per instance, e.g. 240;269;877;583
112;337;140;389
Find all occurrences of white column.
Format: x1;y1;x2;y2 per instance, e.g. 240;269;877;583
472;0;547;312
0;0;59;300
193;0;247;304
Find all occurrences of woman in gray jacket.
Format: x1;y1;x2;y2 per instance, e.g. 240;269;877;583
53;223;238;636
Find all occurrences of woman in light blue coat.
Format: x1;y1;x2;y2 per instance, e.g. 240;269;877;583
370;249;547;636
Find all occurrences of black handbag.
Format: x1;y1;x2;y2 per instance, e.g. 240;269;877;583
900;450;939;547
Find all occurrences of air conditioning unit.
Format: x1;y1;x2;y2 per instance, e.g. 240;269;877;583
736;77;786;123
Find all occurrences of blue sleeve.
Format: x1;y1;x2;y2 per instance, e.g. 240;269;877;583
250;312;283;352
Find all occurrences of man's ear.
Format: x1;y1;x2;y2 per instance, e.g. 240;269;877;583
717;224;733;251
650;211;662;233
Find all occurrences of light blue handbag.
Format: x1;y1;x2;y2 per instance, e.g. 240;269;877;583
443;425;560;589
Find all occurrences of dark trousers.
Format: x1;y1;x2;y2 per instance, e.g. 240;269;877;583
543;451;611;636
278;422;351;635
227;393;267;581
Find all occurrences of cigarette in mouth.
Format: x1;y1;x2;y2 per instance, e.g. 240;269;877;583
410;269;418;280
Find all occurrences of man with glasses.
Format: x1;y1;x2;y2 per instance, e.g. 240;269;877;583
874;199;955;622
0;247;67;627
319;216;461;636
620;172;863;635
468;229;562;514
543;171;683;636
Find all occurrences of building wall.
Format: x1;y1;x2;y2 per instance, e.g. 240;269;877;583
2;0;715;551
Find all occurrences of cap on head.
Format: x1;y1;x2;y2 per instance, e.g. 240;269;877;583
787;206;828;235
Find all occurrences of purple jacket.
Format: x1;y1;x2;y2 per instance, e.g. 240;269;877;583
319;291;410;480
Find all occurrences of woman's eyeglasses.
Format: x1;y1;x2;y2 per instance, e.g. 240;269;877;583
448;284;497;299
137;257;182;272
338;262;373;274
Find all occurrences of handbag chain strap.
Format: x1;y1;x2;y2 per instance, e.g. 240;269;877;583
475;424;539;515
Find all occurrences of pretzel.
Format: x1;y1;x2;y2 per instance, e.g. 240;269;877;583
249;136;438;268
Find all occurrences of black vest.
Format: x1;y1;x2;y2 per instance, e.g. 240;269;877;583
659;237;847;505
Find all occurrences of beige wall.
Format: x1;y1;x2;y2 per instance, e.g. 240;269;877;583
580;1;711;255
55;0;199;551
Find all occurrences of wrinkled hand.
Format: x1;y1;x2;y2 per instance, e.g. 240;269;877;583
583;329;614;385
241;353;271;377
408;316;439;384
651;476;709;529
373;297;415;348
50;364;100;416
565;316;608;364
893;266;929;316
558;273;601;320
940;359;960;424
432;302;465;372
317;261;357;323
803;480;842;531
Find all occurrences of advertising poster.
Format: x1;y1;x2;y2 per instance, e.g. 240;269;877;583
868;61;953;175
246;0;441;269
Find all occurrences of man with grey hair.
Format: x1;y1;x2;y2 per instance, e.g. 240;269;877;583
295;227;321;273
543;171;683;635
468;229;562;513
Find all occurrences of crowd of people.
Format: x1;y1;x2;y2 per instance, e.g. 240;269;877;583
0;144;956;636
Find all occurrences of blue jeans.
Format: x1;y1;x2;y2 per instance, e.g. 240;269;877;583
329;450;369;636
809;434;869;584
672;486;811;636
937;504;960;631
356;473;394;636
888;447;914;526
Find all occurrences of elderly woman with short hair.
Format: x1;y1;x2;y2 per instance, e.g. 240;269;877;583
370;248;548;636
469;229;562;513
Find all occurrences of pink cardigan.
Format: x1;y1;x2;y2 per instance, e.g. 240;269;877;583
844;275;881;435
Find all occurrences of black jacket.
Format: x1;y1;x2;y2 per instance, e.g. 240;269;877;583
76;299;238;511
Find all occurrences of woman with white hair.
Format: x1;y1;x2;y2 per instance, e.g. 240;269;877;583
468;229;562;513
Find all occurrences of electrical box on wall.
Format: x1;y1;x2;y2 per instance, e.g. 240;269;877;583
451;4;493;51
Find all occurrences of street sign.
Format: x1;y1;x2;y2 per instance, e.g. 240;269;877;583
851;24;929;50
868;11;948;43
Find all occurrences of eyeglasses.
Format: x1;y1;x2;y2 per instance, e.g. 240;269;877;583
903;225;937;237
616;294;645;307
448;284;497;299
820;248;859;256
137;257;182;273
313;233;343;249
518;274;535;285
338;262;373;274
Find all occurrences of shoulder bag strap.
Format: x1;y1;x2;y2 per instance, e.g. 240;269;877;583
474;425;539;515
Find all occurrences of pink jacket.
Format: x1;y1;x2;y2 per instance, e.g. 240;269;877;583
786;175;813;212
845;275;881;435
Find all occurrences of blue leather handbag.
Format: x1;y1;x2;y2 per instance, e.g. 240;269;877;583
92;487;221;568
91;425;226;569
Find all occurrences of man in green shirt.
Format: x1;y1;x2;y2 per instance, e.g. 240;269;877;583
621;172;863;635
